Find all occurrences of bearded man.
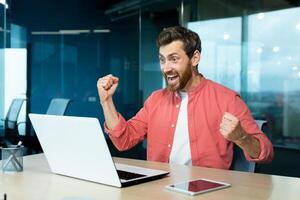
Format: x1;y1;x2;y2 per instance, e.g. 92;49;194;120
97;26;273;169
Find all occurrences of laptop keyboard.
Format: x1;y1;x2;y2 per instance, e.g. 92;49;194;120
117;170;146;180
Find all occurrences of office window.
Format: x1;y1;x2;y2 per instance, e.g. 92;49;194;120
247;7;300;144
188;6;300;147
188;17;242;92
4;49;27;135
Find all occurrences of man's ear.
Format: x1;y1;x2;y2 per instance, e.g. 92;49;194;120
192;50;201;67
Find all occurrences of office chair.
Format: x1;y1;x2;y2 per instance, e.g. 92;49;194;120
24;98;72;154
0;98;26;145
230;120;267;172
46;98;71;115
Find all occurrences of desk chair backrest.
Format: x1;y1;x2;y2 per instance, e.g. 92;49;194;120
4;98;25;129
22;98;71;153
1;99;26;145
46;98;71;115
230;120;267;172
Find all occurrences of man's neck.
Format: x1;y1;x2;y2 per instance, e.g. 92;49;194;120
182;73;203;92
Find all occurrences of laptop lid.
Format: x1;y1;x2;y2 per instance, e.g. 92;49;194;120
28;114;168;187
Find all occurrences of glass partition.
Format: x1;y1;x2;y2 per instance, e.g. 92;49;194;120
188;17;242;92
247;7;300;145
140;9;180;101
188;5;300;147
0;2;6;134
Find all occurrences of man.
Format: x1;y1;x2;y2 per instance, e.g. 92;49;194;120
97;26;273;169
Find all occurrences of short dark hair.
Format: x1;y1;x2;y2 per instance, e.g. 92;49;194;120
156;26;202;58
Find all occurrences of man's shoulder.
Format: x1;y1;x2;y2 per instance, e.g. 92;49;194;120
149;88;170;99
143;88;170;108
205;79;239;97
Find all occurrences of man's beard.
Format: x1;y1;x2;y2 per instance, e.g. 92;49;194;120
163;63;193;92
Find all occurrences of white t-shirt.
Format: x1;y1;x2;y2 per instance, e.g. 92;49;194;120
169;92;192;166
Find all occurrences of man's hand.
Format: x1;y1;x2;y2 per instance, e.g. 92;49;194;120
219;112;261;158
96;74;119;130
219;112;245;142
97;74;119;103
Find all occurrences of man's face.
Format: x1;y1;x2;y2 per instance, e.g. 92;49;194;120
159;40;194;92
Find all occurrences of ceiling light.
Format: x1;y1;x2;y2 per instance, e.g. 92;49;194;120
32;30;91;35
296;23;300;31
257;13;265;20
272;46;280;53
292;66;298;71
59;29;90;34
223;34;230;40
31;31;62;35
93;29;111;33
256;48;263;54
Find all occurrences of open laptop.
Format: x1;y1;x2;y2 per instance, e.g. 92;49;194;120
28;113;169;187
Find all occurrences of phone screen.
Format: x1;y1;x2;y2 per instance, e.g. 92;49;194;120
167;179;230;195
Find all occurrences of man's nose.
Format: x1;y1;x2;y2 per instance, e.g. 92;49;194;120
162;61;173;73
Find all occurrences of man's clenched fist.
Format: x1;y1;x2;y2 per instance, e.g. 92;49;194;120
97;74;119;103
219;112;247;142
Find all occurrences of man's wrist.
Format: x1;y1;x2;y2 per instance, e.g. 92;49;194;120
100;98;113;106
233;132;249;145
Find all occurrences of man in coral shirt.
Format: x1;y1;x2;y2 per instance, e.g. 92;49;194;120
97;26;273;169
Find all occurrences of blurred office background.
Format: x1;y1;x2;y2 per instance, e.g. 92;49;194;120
0;0;300;177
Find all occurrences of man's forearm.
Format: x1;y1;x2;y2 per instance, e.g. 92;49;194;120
101;98;119;130
234;132;261;159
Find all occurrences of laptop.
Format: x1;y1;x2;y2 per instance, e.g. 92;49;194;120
28;113;169;187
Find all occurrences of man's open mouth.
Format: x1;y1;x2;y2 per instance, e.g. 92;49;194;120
167;75;179;82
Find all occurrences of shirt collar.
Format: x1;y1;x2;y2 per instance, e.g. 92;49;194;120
187;74;207;95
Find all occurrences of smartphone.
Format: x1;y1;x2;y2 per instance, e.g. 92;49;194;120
165;178;231;196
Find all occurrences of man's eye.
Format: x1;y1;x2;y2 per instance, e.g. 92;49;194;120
171;57;179;62
159;58;165;63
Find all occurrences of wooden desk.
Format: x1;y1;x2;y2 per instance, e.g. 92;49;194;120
0;154;299;200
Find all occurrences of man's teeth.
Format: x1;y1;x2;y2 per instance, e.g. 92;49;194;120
168;76;177;80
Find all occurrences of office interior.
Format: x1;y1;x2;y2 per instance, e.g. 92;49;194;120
0;0;299;178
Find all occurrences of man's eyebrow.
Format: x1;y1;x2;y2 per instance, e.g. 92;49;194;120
159;52;179;57
167;53;179;57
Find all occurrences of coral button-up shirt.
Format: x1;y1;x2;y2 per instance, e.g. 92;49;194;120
104;77;273;169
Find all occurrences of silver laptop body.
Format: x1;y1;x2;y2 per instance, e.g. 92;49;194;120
29;114;169;187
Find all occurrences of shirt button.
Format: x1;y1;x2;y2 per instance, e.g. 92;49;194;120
168;144;171;148
171;124;175;128
176;104;179;108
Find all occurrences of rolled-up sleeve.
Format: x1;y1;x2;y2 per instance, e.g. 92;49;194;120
102;94;153;151
229;95;274;163
104;113;127;138
244;133;274;163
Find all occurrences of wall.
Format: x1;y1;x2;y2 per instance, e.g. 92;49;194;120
9;0;139;123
